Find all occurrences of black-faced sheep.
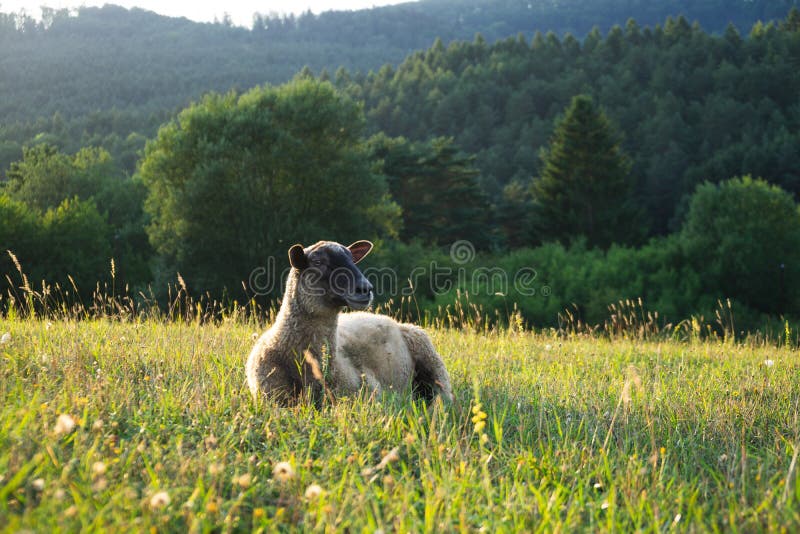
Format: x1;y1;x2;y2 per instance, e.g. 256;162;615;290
245;240;453;404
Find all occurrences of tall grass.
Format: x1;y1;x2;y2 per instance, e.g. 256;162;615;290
2;256;800;531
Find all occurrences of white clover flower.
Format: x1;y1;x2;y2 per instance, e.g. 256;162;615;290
272;461;295;482
149;491;171;509
92;462;107;476
304;483;324;500
54;414;76;436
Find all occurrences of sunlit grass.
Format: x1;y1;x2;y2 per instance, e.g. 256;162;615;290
2;314;800;532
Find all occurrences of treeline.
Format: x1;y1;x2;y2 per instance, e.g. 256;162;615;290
2;82;800;332
2;10;800;332
336;11;800;236
0;0;798;174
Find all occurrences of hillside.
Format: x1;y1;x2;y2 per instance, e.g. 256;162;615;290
0;0;798;123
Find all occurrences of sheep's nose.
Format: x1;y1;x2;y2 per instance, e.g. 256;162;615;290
355;278;373;295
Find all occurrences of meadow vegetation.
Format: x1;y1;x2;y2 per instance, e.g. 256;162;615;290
2;290;800;531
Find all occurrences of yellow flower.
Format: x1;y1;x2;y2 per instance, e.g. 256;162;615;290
471;412;487;424
474;421;486;434
253;507;265;519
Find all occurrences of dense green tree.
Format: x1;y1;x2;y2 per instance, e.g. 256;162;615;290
531;95;643;248
4;144;151;286
36;197;112;291
6;145;116;211
681;176;800;314
0;195;40;279
368;134;491;249
0;195;111;296
140;79;399;296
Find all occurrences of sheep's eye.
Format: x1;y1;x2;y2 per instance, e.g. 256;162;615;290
311;259;324;267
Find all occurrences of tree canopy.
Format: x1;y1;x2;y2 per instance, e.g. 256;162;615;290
139;79;399;296
531;95;642;248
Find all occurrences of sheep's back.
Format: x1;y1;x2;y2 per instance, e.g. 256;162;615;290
336;312;414;393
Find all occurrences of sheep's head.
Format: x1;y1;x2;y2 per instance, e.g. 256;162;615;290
288;240;374;312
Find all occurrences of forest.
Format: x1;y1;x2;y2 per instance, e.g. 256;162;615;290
1;3;800;332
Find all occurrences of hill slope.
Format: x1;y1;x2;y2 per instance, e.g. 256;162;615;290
1;0;798;123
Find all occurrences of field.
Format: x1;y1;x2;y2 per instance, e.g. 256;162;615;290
2;314;800;532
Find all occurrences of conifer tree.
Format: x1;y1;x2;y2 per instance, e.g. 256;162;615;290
531;95;643;248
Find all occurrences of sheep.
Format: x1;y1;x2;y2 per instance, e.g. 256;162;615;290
245;240;453;405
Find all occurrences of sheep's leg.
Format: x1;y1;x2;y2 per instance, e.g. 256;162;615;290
400;325;454;402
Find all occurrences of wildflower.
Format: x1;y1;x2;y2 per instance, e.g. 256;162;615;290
208;462;224;476
149;491;170;509
92;419;104;433
54;488;66;501
480;433;489;444
601;501;610;510
764;359;775;368
65;505;78;518
54;414;77;436
0;332;10;345
272;461;295;482
472;402;488;435
304;483;324;500
253;507;265;519
92;462;107;477
206;500;219;513
92;477;108;492
234;473;252;489
32;478;45;491
674;514;682;524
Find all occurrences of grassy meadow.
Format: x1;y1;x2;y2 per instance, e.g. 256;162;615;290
2;309;800;532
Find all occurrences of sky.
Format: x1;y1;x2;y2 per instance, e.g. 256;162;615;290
1;0;414;27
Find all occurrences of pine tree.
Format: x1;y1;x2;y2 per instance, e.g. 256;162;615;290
531;95;644;248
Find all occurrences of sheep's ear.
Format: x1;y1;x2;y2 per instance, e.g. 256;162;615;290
348;240;373;264
288;244;308;270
